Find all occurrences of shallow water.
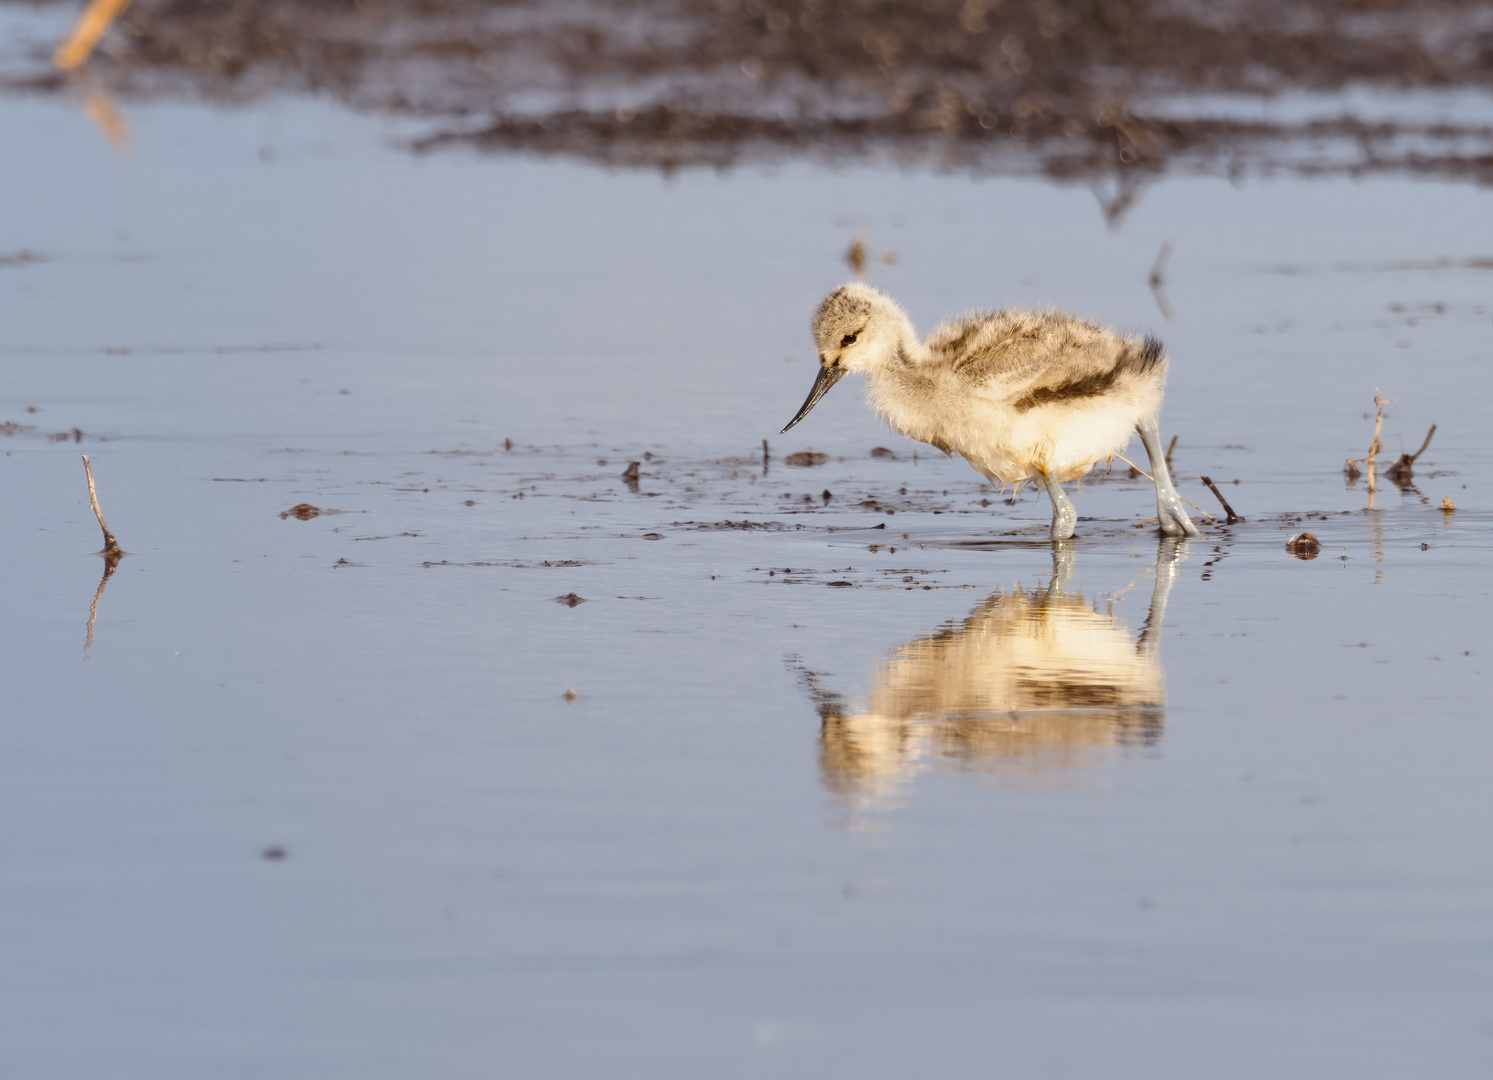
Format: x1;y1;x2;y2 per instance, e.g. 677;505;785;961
4;39;1493;1080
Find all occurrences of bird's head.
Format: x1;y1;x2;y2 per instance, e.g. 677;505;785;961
782;282;908;434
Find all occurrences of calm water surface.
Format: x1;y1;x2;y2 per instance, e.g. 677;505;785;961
3;39;1493;1079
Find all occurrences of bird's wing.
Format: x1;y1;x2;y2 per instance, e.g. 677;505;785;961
940;313;1134;394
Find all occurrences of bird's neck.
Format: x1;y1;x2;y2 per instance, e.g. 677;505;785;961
878;313;926;369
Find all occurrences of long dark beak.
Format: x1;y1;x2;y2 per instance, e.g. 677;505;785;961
780;365;846;434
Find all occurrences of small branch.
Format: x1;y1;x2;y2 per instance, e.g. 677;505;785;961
1164;434;1177;471
1385;423;1437;484
1407;423;1437;464
81;455;123;557
1344;388;1393;496
54;0;134;71
1199;475;1245;523
1366;389;1387;495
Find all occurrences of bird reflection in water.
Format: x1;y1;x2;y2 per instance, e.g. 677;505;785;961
798;541;1186;803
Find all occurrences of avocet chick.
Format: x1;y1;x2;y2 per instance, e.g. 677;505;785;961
781;282;1199;539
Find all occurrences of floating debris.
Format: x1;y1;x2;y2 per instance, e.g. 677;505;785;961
1286;532;1321;558
81;455;123;559
1384;424;1437;486
1344;388;1390;495
785;451;828;467
1200;475;1245;523
845;236;867;275
554;592;587;607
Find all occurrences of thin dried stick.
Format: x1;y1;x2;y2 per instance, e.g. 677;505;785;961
1199;475;1244;523
54;0;133;70
1406;423;1437;465
82;455;123;557
1112;452;1217;520
1345;388;1392;494
1385;423;1437;484
1367;389;1386;495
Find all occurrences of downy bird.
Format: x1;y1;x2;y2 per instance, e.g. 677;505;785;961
781;282;1199;539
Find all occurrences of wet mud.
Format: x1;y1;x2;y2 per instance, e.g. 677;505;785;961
10;0;1493;187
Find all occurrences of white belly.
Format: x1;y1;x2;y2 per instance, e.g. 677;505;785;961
869;370;1163;487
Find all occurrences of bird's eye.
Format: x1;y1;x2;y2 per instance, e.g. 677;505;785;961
840;333;857;347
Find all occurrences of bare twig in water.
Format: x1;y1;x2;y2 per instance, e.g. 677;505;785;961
81;455;123;557
1384;423;1436;484
761;437;769;476
1199;475;1244;523
1112;452;1216;520
1164;434;1177;471
1343;388;1392;500
81;454;123;657
1148;241;1175;322
54;0;133;70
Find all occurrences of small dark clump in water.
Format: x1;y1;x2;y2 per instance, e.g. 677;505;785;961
555;592;587;606
281;503;321;520
845;238;866;273
1285;532;1321;558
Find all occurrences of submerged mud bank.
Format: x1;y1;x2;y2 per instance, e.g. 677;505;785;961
9;0;1493;185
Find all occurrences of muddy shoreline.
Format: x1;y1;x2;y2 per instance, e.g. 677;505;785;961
8;0;1493;184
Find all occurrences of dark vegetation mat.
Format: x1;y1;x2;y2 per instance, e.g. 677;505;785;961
8;0;1493;187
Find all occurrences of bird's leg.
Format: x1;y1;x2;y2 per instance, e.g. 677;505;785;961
1136;538;1186;659
1136;417;1200;538
1048;538;1076;592
1039;469;1077;541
